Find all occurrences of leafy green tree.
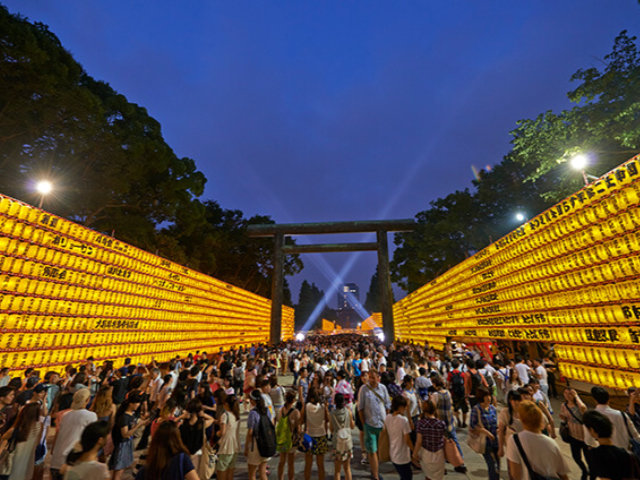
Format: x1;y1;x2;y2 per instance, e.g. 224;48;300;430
510;31;640;202
294;280;334;330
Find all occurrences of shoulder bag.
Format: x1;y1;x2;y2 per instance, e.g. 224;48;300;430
467;406;487;454
621;411;640;460
198;420;217;480
513;433;559;480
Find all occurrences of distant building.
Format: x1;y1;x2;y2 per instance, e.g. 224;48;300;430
337;283;359;309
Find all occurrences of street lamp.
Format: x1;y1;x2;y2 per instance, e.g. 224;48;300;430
515;212;526;223
35;180;53;208
569;154;597;186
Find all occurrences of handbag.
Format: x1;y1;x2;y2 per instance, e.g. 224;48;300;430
378;426;390;463
621;412;640;460
467;406;487;454
513;433;559;480
559;422;571;443
444;437;463;467
0;429;17;476
197;424;217;480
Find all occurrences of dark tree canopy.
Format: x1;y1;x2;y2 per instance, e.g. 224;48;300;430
363;267;380;314
0;6;302;299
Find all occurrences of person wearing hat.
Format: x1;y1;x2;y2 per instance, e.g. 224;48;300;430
49;388;97;480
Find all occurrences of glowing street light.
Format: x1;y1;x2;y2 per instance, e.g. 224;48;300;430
295;332;305;342
35;180;53;208
569;153;595;186
515;212;526;223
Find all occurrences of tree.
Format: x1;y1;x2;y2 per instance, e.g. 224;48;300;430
510;31;640;202
294;280;334;330
364;267;380;314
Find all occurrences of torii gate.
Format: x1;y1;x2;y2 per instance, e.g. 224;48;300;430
246;219;417;344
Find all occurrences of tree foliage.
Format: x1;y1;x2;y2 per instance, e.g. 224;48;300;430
363;267;380;314
392;31;640;293
0;5;302;299
294;280;336;330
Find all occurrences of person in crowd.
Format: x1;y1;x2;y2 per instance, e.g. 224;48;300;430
322;373;335;409
302;389;329;480
384;395;414;480
334;370;354;407
464;358;488;409
627;387;640;431
217;394;240;480
395;359;406;385
108;393;149;480
583;410;640;480
470;387;499;480
298;367;310;404
91;386;116;425
506;367;523;392
245;389;271;480
401;375;420;429
497;390;523;477
542;356;558;399
243;360;258;412
559;388;588;480
414;368;432;400
358;369;391;480
0;386;17;436
432;375;467;473
329;392;354;480
583;386;640;451
269;376;285;413
152;398;177;438
447;359;468;428
506;400;570;480
514;357;531;386
178;398;214;473
0;369;10;388
50;388;98;480
63;420;111;480
135;421;198;480
0;402;41;480
354;371;369;466
276;390;300;480
413;399;445;480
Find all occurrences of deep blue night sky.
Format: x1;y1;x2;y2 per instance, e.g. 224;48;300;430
4;1;639;309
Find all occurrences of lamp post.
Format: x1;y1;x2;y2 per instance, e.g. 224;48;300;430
570;154;590;186
35;180;52;208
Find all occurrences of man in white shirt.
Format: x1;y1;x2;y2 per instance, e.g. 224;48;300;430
147;368;164;406
533;359;548;396
514;357;531;385
49;389;98;479
360;352;371;373
583;386;640;450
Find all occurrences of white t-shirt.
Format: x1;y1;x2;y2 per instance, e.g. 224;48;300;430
51;409;98;469
535;365;548;386
514;363;530;385
64;460;109;480
506;431;569;480
360;358;370;372
384;413;412;465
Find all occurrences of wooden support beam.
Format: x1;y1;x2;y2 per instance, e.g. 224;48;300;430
282;242;378;254
377;230;394;344
270;233;284;344
247;219;416;237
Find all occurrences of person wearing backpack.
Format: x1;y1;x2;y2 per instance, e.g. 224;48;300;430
464;359;488;409
330;393;354;480
276;390;300;480
245;389;275;480
302;390;330;480
506;400;569;480
447;359;468;428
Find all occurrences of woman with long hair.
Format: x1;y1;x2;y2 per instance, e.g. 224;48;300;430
302;389;329;480
63;420;110;479
0;402;41;480
108;393;149;480
178;398;214;473
276;390;300;480
506;367;522;392
135;421;198;480
217;395;241;480
245;389;274;480
91;386;116;425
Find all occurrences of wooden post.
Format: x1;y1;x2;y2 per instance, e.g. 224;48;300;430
270;233;284;345
377;230;394;344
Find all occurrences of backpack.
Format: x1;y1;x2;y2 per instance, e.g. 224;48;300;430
254;410;277;458
335;410;353;452
470;372;483;396
482;370;494;388
275;408;293;453
450;371;465;398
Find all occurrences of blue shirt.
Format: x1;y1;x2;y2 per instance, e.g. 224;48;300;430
352;359;362;377
470;404;498;449
358;383;391;429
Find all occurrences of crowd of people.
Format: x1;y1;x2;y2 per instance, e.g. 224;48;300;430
0;334;638;480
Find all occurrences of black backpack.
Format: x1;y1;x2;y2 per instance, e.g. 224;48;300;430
450;371;465;398
470;371;483;396
255;411;277;458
